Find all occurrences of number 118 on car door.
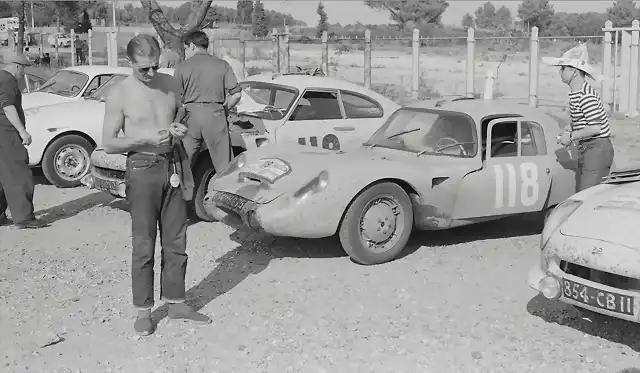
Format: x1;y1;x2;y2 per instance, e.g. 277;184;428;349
493;162;540;209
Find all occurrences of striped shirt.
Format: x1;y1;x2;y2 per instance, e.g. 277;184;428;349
568;81;611;139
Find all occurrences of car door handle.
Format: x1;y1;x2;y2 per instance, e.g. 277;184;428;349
334;126;355;131
545;168;551;174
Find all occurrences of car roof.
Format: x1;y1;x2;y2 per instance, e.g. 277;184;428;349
61;65;133;75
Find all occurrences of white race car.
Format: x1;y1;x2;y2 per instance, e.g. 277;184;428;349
22;65;133;110
528;165;640;323
25;68;175;188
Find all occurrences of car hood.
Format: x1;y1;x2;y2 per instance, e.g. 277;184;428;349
560;181;640;249
212;145;469;204
24;98;104;128
22;91;74;110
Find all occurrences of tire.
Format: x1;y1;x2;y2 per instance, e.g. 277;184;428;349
189;157;217;222
41;135;94;188
338;182;414;265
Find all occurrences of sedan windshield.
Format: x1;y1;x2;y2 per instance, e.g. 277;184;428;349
85;74;128;102
36;70;89;97
365;108;478;158
236;81;298;120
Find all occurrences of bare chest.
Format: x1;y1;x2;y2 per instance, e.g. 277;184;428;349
123;85;177;127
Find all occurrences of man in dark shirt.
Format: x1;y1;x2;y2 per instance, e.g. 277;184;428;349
173;30;242;173
0;53;47;229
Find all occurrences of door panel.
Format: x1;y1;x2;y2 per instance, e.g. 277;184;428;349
452;118;554;220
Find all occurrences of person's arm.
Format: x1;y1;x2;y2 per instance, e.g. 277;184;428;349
173;64;185;98
0;79;27;134
101;87;152;154
571;94;605;140
222;61;241;110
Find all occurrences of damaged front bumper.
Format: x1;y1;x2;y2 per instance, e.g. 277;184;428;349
81;165;127;198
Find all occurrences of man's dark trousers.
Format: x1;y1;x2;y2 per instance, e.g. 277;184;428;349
182;103;233;172
125;152;188;309
0;129;35;223
575;137;615;192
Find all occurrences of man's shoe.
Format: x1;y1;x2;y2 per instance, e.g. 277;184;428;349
0;213;9;226
15;218;49;229
134;315;155;336
167;303;212;325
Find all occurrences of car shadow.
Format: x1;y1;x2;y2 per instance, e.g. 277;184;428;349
526;294;640;353
36;191;116;225
397;212;544;260
149;214;346;325
31;168;51;186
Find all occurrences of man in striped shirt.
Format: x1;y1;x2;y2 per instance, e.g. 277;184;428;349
543;44;614;192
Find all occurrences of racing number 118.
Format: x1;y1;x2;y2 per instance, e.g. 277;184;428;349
493;162;539;208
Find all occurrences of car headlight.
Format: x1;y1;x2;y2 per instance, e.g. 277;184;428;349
217;153;246;178
540;199;583;250
292;170;329;203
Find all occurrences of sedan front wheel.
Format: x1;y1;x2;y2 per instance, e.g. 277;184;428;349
41;135;94;188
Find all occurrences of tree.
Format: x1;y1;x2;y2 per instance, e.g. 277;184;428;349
607;0;637;27
75;9;92;34
364;0;449;30
141;0;212;58
236;0;253;24
252;0;269;37
494;5;512;28
517;0;554;33
461;13;474;29
0;2;14;18
316;1;328;38
16;1;26;54
474;2;495;29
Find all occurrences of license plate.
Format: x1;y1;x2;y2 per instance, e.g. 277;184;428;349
94;177;120;193
562;278;635;316
211;191;250;212
239;158;291;184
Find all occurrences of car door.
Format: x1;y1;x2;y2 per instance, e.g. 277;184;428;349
275;88;360;151
452;117;554;219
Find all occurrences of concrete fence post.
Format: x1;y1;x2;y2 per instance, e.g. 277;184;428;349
239;37;246;79
412;28;420;98
629;20;640;118
484;70;494;100
602;21;613;110
70;29;76;67
321;31;329;76
364;29;371;89
528;26;539;108
272;28;279;72
39;34;44;58
54;34;59;67
466;27;475;98
88;29;93;65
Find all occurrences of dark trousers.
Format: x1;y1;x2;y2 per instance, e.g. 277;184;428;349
0;129;35;223
182;104;233;172
575;137;615;192
125;152;188;309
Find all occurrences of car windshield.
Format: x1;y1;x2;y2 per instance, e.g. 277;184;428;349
365;108;478;158
35;70;89;97
236;81;298;119
85;74;127;102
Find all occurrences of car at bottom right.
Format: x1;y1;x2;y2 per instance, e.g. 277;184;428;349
528;165;640;323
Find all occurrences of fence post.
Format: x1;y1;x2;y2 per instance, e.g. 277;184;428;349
157;34;164;49
272;28;279;72
484;70;494;100
629;20;639;117
109;31;118;67
70;29;76;67
412;28;420;98
321;31;329;76
364;29;371;89
88;29;93;65
39;34;44;58
528;26;539;108
284;25;290;73
54;34;59;67
620;26;633;113
602;21;613;111
466;27;475;98
239;37;246;79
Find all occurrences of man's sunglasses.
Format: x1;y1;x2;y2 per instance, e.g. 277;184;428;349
138;65;159;73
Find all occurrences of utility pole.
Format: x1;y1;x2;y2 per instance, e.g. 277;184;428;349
30;0;34;31
112;0;117;29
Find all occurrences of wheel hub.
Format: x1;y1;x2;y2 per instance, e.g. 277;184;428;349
360;198;398;245
55;146;89;180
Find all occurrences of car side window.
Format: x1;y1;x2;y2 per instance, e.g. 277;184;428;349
84;74;113;96
489;121;519;158
340;90;383;118
521;121;547;156
289;90;343;121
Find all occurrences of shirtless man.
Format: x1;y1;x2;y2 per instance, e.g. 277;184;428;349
101;34;211;336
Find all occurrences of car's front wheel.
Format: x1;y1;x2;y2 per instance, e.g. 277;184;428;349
339;182;414;265
41;135;94;188
189;157;217;222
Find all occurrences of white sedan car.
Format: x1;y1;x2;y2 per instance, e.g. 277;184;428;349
22;65;133;110
528;165;640;323
25;68;174;188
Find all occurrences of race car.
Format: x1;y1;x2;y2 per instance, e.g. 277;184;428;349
203;98;581;265
22;65;131;109
528;166;640;323
23;68;176;188
84;71;400;221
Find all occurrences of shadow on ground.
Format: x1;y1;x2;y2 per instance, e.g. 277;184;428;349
36;191;116;225
526;294;640;353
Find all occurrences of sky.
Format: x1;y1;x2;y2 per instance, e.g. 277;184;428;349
120;1;615;27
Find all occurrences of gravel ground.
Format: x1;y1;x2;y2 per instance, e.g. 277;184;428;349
1;179;639;373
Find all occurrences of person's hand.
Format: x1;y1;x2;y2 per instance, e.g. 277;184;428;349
558;131;572;146
169;122;188;139
145;129;172;147
19;129;32;146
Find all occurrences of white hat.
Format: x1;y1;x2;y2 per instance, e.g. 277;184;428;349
542;43;598;81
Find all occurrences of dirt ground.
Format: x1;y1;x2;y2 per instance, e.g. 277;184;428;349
2;119;640;372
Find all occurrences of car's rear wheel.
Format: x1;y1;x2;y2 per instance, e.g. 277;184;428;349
41;135;94;188
338;182;414;265
189;158;217;222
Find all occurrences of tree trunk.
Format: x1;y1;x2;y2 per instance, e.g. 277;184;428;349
16;0;25;54
140;0;212;60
